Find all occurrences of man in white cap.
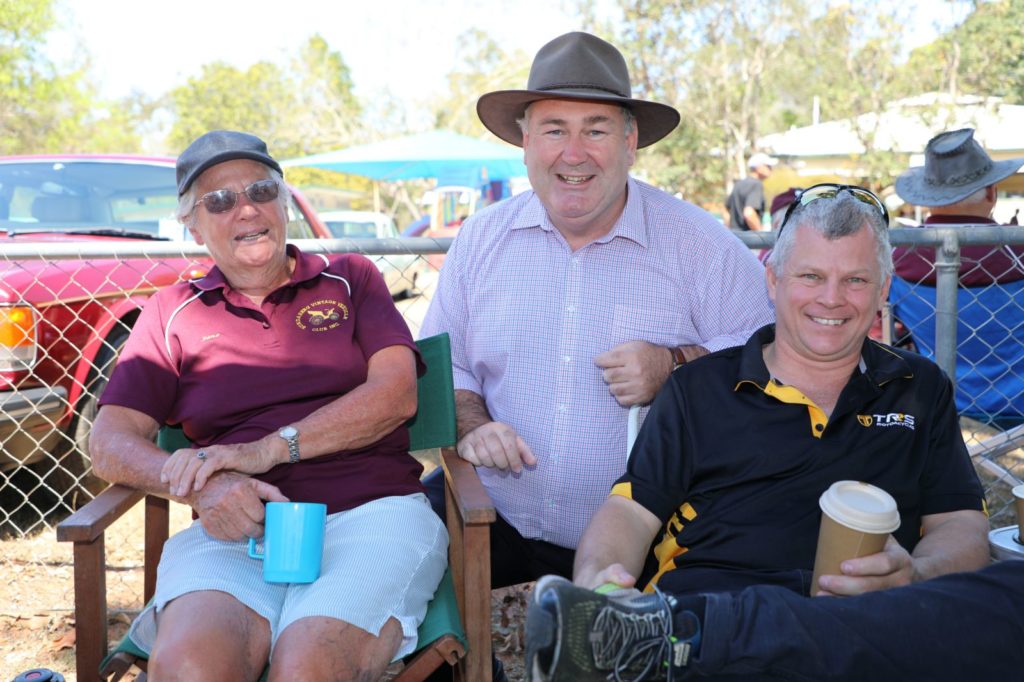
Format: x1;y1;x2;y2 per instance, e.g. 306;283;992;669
726;152;778;231
420;32;774;593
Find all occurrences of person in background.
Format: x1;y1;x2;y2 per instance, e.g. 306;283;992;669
726;152;778;231
893;127;1024;286
769;187;801;232
89;130;447;680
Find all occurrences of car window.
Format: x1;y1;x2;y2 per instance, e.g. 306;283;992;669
0;161;178;236
285;198;316;239
324;220;378;239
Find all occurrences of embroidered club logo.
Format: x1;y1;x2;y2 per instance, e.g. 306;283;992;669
296;299;348;332
858;413;915;430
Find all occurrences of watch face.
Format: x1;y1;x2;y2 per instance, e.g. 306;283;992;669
280;426;298;439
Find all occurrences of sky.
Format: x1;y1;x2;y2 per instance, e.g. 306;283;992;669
47;0;970;136
48;0;593;122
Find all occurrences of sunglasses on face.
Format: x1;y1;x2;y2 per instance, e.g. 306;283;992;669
779;183;889;233
194;179;280;214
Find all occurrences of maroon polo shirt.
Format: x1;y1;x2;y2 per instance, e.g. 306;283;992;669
893;215;1024;286
101;245;426;514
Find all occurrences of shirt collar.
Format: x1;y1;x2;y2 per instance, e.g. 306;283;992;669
735;324;912;391
511;176;649;248
192;244;324;292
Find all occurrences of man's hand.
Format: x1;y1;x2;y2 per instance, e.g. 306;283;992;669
457;421;537;473
814;536;915;596
594;340;674;406
577;563;639;591
161;439;283;497
186;472;289;542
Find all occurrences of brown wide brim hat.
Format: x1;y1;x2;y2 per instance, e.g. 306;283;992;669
476;32;680;149
895;128;1024;207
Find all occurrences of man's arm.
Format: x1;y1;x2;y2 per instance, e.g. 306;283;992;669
742;206;764;231
815;509;990;596
573;494;662;590
594;341;709;406
454;389;536;473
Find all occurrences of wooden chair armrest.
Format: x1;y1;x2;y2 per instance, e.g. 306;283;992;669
440;446;495;682
56;484;145;544
441;447;496;525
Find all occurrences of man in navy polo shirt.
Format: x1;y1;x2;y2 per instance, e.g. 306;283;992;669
525;185;991;681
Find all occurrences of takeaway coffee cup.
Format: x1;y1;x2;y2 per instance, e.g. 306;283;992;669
1013;484;1024;544
810;481;901;596
248;502;327;584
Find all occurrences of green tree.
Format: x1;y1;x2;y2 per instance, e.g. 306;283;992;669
431;28;531;138
905;0;1024;103
0;0;142;153
166;61;292;154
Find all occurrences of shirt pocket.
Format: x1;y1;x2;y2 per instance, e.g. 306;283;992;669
611;304;685;348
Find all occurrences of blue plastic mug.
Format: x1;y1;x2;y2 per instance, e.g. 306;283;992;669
248;502;327;584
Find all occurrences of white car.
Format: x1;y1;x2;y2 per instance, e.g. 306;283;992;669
319;210;425;299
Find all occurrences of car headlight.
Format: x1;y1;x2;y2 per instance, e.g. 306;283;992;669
0;306;39;371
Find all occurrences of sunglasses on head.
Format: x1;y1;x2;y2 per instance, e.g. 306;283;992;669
194;179;280;214
779;183;889;233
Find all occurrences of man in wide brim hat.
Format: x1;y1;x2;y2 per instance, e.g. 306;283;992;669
420;29;774;627
476;31;681;148
895;128;1024;207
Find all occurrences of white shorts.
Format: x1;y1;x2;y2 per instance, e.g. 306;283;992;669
128;493;448;661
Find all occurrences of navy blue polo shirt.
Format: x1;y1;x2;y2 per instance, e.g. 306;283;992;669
613;324;985;596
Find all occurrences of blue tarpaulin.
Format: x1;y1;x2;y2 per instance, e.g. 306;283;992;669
282;130;526;187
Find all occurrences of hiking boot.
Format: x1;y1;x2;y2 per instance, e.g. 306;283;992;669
525;575;701;682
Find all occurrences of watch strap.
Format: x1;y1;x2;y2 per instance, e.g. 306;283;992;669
670;345;686;369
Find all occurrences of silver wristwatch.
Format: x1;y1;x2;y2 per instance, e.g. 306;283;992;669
278;425;300;464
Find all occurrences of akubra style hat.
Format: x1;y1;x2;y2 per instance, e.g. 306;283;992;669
476;32;680;149
895;128;1024;207
176;130;283;196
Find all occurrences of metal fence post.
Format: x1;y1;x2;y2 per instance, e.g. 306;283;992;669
933;228;961;381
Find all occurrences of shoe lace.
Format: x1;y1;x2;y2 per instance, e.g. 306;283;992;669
591;587;676;682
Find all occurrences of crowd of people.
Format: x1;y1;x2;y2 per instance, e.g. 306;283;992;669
84;28;1024;682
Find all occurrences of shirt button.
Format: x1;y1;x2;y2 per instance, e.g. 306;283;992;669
557;404;567;412
563;355;572;363
814;423;824;432
262;321;270;329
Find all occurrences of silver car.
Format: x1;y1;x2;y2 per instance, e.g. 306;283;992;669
318;210;425;299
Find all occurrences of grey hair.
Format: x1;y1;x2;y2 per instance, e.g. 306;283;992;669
767;191;893;281
176;166;290;229
516;103;636;137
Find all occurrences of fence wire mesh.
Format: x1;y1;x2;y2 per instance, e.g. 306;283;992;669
0;229;1021;680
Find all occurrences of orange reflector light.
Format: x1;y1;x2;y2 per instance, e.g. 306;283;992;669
0;307;36;348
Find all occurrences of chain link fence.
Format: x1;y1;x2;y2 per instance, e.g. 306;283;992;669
0;228;1022;678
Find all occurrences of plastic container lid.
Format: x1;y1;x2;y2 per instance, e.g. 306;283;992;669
819;480;901;534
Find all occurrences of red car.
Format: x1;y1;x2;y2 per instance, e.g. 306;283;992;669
0;155;329;502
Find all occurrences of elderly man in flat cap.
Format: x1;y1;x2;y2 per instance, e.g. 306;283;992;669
421;32;773;595
891;128;1024;426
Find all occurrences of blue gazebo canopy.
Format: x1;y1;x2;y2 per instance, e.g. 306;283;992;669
283;130;526;187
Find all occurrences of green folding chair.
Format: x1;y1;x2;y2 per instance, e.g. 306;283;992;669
58;332;496;681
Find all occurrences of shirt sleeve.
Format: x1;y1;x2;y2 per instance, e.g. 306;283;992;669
420;221;480;394
345;254;425;376
687;226;776;352
98;289;182;424
920;370;986;515
611;376;692;523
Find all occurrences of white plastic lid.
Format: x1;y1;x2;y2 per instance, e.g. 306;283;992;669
819;480;901;534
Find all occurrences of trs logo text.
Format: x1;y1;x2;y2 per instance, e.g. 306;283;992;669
857;413;915;430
